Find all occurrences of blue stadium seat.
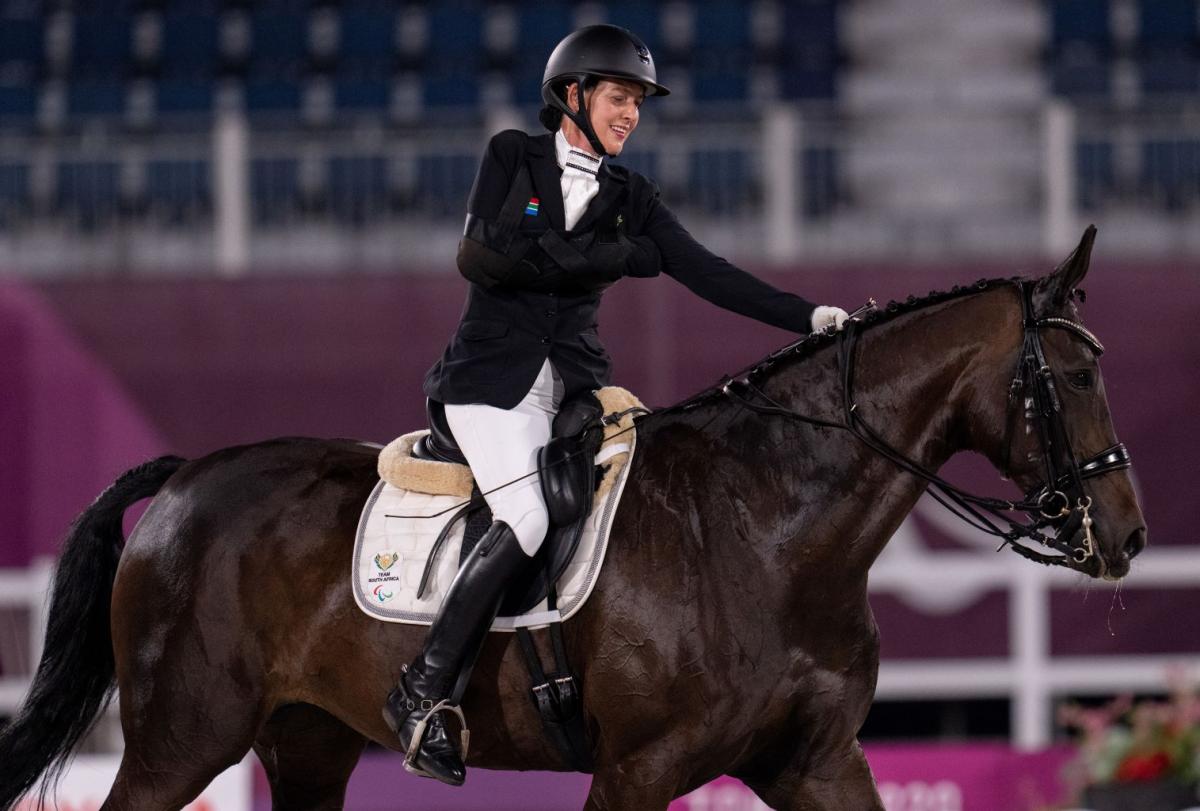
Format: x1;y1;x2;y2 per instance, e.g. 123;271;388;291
423;71;479;110
337;5;397;69
0;84;38;121
146;159;211;224
515;1;574;59
78;0;141;15
415;153;476;216
693;0;750;50
0;161;30;206
510;62;546;107
334;76;391;111
803;145;838;219
781;3;839;100
689;1;751;103
250;156;300;225
784;0;838;49
250;10;309;73
0;16;44;69
328;155;388;224
67;80;126;117
1075;140;1114;212
245;77;303;113
1049;0;1111;47
688;148;754;215
159;0;219;13
611;149;657;180
0;159;29;229
160;12;220;78
780;50;838;100
70;14;133;78
1138;0;1198;46
692;64;749;103
1141;138;1200;211
1050;46;1111;97
156;78;214;116
56;160;120;230
426;1;483;72
603;2;662;53
1142;53;1200;95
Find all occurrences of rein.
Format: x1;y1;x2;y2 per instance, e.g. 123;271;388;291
718;280;1131;569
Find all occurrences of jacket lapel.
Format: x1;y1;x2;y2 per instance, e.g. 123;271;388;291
525;134;565;231
570;163;626;234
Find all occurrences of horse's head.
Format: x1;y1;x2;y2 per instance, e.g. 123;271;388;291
972;227;1146;579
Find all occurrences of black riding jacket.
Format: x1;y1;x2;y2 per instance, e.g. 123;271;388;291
423;129;817;409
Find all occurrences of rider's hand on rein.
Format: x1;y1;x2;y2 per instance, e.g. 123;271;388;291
811;305;850;333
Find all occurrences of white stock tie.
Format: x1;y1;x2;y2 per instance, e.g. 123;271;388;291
555;130;601;231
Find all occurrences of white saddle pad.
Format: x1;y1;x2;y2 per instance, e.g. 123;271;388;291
352;425;637;631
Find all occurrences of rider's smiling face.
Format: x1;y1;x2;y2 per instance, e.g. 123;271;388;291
565;79;645;157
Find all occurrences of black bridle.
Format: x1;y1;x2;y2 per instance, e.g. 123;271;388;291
720;280;1132;569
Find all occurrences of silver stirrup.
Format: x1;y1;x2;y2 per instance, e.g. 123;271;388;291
402;699;471;777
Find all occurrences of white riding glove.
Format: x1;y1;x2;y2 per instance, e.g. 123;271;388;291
810;305;849;333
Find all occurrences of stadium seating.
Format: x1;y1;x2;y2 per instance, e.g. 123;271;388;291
0;161;30;228
146;158;212;224
55;159;121;231
0;1;848;236
1142;138;1200;211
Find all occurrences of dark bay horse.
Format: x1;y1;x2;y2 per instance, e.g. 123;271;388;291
0;230;1146;811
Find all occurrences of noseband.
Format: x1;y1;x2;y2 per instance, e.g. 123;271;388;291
720;280;1132;569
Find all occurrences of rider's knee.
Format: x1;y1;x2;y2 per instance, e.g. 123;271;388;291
508;507;550;556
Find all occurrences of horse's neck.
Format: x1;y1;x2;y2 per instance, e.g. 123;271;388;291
758;292;1014;591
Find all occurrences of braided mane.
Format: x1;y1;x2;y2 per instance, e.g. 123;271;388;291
658;275;1022;415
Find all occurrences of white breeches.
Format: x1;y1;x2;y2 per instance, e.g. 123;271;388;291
444;359;564;556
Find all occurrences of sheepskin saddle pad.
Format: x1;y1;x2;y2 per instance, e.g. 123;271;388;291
352;386;642;631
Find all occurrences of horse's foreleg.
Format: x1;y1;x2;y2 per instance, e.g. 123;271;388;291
253;703;367;811
741;738;883;811
582;746;685;811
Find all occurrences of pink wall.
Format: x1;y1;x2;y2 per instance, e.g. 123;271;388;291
0;283;167;566
2;258;1196;661
249;744;1078;811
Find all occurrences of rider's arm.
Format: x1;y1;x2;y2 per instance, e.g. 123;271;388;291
464;129;524;220
640;183;817;333
455;130;529;289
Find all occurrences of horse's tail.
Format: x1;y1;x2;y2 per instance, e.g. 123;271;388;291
0;455;187;811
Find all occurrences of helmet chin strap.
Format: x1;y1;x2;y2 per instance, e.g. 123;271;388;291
554;74;610;158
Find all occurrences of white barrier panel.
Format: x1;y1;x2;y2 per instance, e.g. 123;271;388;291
12;755;252;811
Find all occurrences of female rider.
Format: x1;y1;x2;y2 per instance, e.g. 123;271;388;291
383;24;849;785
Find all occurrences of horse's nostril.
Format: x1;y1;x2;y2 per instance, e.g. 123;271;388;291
1124;528;1147;560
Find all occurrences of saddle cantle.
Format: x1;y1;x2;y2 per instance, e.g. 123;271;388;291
357;386;643;629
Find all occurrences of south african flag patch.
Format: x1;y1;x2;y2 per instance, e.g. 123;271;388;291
525;197;540;216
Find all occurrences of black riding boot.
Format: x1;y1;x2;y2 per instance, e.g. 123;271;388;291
383;520;529;786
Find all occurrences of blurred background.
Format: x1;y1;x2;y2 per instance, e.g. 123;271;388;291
1;0;1198;809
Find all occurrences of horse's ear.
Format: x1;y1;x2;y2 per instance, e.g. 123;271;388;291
1041;225;1096;307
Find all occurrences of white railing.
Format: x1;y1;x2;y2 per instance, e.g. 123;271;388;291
2;98;1199;275
871;546;1200;750
3;547;1198;751
0;557;52;714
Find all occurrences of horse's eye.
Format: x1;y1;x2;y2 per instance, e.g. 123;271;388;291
1067;370;1094;389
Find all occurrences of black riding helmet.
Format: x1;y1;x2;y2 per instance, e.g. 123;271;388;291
541;25;670;157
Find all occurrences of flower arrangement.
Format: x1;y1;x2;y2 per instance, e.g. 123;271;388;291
1059;672;1200;794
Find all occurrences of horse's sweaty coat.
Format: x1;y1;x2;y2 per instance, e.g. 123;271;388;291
352;388;641;630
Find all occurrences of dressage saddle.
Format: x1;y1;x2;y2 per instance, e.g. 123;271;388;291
413;395;603;615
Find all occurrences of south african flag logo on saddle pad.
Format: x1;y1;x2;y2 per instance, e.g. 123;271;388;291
525;197;540;216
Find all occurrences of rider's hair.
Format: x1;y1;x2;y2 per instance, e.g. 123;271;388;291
539;76;598;132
